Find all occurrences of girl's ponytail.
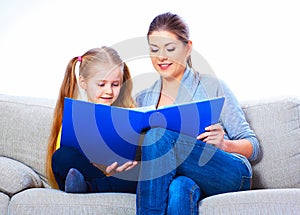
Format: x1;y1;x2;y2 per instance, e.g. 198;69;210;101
46;57;80;188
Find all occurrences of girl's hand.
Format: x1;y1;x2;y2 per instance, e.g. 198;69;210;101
197;124;226;150
92;160;138;176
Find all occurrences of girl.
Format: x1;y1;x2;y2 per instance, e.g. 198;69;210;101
136;12;260;214
46;46;138;193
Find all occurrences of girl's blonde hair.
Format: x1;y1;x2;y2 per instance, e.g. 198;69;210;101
46;46;135;188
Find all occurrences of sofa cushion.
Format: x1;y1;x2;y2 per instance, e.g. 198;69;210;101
199;188;300;214
0;192;9;215
241;97;300;189
9;188;300;215
0;94;55;182
9;188;136;215
0;156;43;196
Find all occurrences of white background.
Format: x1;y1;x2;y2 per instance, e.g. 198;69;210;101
1;0;299;102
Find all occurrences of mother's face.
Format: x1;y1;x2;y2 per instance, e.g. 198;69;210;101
148;30;192;81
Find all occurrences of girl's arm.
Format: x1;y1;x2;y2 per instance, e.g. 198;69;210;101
92;160;138;176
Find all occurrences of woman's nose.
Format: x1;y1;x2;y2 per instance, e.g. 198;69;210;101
157;50;168;61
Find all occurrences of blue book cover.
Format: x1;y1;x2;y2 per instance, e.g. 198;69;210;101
60;96;225;166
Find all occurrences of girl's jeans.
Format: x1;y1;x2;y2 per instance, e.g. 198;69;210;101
136;128;252;215
52;146;138;193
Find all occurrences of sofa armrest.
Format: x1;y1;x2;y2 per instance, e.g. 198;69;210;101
0;156;43;196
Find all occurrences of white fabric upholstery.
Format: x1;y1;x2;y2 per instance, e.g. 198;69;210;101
0;192;9;215
241;97;300;189
0;157;42;196
9;188;135;215
199;188;300;214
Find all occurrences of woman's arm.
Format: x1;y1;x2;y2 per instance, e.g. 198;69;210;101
195;77;260;161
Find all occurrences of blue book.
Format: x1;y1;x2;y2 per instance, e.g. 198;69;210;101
60;96;225;166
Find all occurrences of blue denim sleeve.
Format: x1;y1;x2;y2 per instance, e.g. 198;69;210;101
219;80;260;161
134;89;147;107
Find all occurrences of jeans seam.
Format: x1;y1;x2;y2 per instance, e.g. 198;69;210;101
189;184;200;214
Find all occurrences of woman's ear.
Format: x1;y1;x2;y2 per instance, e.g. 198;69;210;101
79;75;87;90
186;40;193;56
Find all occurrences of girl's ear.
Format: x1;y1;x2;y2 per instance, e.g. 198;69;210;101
79;75;87;90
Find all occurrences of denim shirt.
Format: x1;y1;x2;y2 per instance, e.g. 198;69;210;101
135;66;260;166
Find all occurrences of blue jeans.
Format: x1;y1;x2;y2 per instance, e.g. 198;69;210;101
168;176;201;215
136;128;252;215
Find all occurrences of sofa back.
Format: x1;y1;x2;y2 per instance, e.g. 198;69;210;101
0;94;299;189
241;97;300;189
0;94;55;182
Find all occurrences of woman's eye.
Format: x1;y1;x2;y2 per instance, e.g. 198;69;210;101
98;83;105;87
150;47;159;53
112;83;120;87
167;47;175;52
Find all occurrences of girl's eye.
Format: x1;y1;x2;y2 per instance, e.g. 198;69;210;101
98;83;105;87
112;82;120;87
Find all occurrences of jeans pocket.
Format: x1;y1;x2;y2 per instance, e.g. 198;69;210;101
239;176;252;191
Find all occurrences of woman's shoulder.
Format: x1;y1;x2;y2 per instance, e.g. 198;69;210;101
200;71;236;89
199;73;223;84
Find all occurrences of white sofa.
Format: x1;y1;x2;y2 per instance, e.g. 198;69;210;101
0;94;299;214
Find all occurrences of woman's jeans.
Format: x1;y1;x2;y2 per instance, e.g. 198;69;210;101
52;146;138;193
136;128;252;215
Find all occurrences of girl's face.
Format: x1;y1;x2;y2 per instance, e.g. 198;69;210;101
80;64;123;105
148;30;192;81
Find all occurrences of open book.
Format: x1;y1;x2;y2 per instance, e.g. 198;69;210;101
60;96;225;166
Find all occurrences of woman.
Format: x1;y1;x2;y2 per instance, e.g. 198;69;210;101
135;12;260;214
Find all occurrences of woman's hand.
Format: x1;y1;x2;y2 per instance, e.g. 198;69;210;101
92;160;138;176
197;124;254;158
197;124;226;150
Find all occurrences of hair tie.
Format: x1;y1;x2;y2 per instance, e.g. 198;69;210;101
77;56;82;62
